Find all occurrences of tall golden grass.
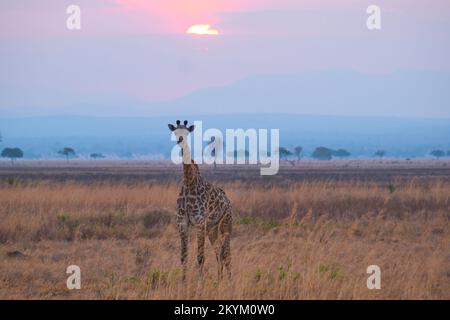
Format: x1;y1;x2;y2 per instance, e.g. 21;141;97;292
0;179;449;299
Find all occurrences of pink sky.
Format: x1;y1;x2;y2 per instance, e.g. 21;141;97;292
2;0;450;36
1;0;450;113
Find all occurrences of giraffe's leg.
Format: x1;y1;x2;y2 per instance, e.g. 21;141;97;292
196;224;206;277
207;225;222;280
219;211;232;281
178;223;189;281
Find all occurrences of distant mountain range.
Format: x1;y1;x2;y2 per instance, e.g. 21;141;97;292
1;71;450;118
162;71;450;118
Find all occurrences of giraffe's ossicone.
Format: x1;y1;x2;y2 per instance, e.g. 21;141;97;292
169;120;232;281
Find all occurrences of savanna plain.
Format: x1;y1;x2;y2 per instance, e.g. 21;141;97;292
0;160;449;299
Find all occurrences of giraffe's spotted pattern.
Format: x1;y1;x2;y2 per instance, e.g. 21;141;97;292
176;161;232;281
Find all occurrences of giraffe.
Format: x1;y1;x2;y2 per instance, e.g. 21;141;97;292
168;120;232;281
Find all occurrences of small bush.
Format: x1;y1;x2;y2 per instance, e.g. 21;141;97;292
388;184;396;194
319;264;344;281
142;209;171;229
7;178;16;186
147;268;169;289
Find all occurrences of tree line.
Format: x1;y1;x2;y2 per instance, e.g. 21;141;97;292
0;145;105;164
277;146;450;161
1;144;450;164
279;146;358;161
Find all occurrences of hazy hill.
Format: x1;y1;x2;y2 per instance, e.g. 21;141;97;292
1;71;449;118
167;71;450;118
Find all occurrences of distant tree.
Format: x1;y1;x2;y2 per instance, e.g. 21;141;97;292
374;150;386;159
447;150;450;157
333;149;351;158
90;153;105;160
207;137;217;170
312;147;333;160
58;147;76;162
294;146;303;161
278;147;292;160
1;147;24;164
430;150;445;159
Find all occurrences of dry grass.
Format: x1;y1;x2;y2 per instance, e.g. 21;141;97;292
0;179;449;299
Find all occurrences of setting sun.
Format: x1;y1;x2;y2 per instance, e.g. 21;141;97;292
186;24;219;35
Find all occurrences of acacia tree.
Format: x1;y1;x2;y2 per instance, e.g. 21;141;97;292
374;150;386;159
294;146;303;162
90;153;105;160
58;147;76;163
312;147;333;160
333;149;351;158
1;147;24;165
430;150;445;159
207;137;217;170
278;147;292;161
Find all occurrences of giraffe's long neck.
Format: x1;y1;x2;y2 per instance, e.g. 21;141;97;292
181;143;202;187
181;142;192;165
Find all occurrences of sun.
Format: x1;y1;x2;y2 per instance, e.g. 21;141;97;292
186;24;219;36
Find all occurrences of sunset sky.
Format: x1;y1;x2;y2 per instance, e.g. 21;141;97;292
1;0;449;116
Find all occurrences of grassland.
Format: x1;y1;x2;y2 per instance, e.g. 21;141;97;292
0;161;449;299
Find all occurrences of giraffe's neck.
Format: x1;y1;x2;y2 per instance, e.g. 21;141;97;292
181;143;202;187
181;143;192;165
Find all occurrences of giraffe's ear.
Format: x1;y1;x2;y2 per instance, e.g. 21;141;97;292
168;124;176;131
188;125;195;132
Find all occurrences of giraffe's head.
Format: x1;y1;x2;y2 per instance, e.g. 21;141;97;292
168;120;195;148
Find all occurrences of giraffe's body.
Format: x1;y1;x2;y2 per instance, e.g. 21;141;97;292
169;121;232;281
